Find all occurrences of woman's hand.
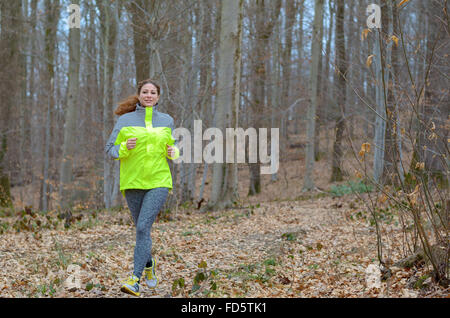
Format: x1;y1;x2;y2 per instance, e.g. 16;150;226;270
126;138;137;150
167;145;176;157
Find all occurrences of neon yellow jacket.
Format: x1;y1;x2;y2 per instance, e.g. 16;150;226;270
105;103;179;195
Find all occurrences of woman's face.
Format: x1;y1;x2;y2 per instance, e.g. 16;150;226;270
138;83;159;107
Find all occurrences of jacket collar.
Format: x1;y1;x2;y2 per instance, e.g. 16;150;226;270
136;102;158;112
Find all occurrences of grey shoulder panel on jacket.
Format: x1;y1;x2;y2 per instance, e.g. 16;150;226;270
153;111;174;129
117;111;145;128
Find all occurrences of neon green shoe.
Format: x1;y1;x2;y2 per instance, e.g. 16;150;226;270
143;258;158;289
120;275;140;296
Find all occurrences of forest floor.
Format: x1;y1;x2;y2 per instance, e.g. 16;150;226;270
0;191;448;298
2;184;449;298
2;135;449;298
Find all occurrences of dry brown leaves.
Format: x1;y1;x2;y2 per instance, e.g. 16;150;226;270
1;192;448;298
4;132;448;298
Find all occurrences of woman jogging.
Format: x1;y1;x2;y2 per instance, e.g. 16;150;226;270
105;79;179;296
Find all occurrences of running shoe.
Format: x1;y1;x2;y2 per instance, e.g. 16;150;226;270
120;275;140;296
143;258;158;289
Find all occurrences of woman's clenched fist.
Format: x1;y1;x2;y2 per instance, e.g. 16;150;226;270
126;138;137;150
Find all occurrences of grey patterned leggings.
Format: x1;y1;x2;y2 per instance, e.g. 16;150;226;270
124;187;169;279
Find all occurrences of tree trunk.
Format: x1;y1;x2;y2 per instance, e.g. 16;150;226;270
248;0;281;196
382;0;402;185
344;2;355;140
179;6;199;205
59;0;81;209
99;0;119;209
0;0;22;207
19;0;28;192
28;0;37;188
39;0;59;211
86;0;101;163
126;1;168;83
294;0;305;135
303;0;324;191
127;0;151;83
322;0;334;155
281;0;295;139
313;0;325;161
270;22;281;182
373;1;392;184
420;1;448;181
330;0;346;182
206;0;243;211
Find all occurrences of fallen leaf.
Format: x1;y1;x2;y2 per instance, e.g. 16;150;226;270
366;55;375;68
390;35;399;47
361;28;371;41
398;0;410;7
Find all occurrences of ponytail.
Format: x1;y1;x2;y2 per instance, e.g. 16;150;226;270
115;95;139;116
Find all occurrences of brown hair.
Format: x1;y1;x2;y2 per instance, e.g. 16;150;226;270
115;79;161;116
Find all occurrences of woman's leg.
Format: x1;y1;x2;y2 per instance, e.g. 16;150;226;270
124;189;146;226
133;187;169;279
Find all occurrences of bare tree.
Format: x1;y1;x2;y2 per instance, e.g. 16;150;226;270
413;0;449;179
206;0;243;211
39;0;60;211
330;0;346;182
280;0;297;139
0;0;22;207
59;0;81;208
126;0;170;83
372;0;392;184
248;0;281;196
98;0;119;208
303;0;324;191
321;0;334;153
383;0;402;184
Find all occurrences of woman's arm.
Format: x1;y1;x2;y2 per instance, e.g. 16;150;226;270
166;118;180;160
105;119;132;160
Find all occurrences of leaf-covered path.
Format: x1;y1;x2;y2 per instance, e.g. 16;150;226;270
2;192;446;298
